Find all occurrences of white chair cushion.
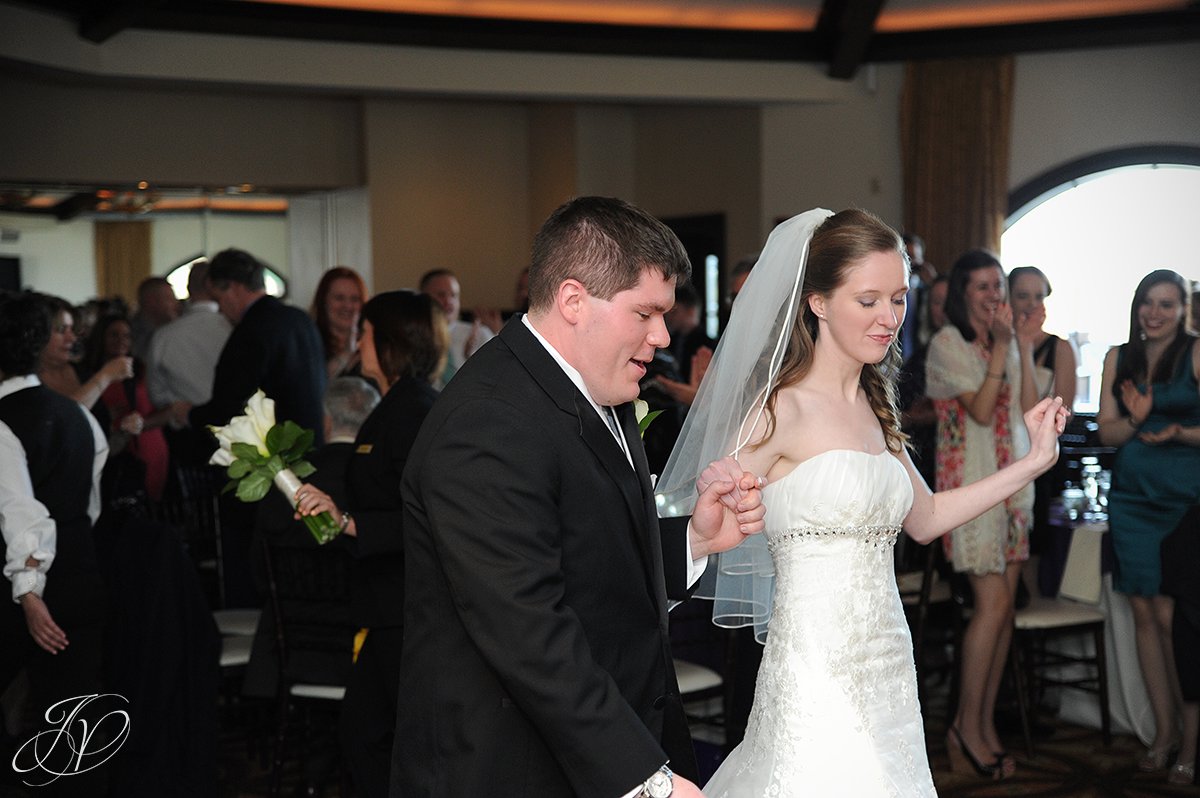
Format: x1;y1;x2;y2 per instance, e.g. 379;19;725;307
213;608;262;637
674;658;722;695
1015;596;1106;630
219;635;253;668
290;684;346;701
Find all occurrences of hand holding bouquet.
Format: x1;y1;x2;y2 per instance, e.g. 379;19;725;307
208;390;342;544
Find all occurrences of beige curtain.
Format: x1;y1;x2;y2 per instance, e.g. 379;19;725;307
901;56;1014;271
94;221;152;304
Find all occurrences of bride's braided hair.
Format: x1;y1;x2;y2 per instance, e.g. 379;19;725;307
761;208;910;453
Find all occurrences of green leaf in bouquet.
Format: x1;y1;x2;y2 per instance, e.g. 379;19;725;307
236;470;272;503
227;458;253;479
222;479;238;495
266;421;303;457
265;454;286;476
282;425;315;462
290;459;316;479
231;441;264;463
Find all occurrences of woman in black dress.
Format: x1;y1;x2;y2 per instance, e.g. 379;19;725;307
293;290;448;798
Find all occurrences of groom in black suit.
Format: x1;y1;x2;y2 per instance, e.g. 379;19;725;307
395;197;766;798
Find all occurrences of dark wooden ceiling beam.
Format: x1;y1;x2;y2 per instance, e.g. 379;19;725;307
816;0;888;79
79;1;152;44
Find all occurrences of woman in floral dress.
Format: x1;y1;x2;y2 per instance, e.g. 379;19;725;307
926;249;1041;779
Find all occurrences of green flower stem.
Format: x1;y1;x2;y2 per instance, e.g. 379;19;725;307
273;467;342;546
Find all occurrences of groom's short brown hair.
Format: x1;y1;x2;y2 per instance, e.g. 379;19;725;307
527;196;691;314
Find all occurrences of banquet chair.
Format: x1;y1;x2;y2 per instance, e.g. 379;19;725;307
896;540;954;699
261;539;356;798
1008;526;1111;758
149;466;226;608
669;598;735;746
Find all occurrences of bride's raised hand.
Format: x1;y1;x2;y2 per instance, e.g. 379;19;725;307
1022;395;1069;474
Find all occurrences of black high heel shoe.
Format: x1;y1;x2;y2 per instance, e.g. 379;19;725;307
946;726;999;779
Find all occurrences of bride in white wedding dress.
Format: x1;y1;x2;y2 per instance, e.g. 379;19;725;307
657;209;1068;796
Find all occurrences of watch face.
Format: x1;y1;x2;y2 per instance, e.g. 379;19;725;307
646;771;672;798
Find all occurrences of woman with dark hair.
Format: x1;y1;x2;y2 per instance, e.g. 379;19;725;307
657;211;1066;795
37;294;133;411
82;314;173;502
1098;269;1199;784
310;266;368;380
292;290;448;798
1007;266;1077;402
925;249;1041;779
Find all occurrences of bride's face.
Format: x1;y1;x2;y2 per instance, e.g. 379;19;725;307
810;250;908;365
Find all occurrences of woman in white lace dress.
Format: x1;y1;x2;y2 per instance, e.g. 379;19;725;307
656;209;1069;796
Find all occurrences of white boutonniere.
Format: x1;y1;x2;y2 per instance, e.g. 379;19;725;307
634;398;664;439
208;389;341;544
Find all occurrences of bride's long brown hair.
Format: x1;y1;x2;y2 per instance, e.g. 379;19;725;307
759;208;910;453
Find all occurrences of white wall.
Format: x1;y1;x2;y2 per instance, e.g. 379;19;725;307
0;214;95;302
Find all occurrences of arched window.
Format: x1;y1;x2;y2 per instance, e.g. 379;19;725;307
1002;147;1200;411
165;254;288;300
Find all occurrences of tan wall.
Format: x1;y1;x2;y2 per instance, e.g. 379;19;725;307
0;73;363;189
363;98;533;309
633;105;762;269
1009;41;1200;190
761;64;905;244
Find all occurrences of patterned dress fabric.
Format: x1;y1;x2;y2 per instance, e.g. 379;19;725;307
704;449;936;797
925;325;1033;574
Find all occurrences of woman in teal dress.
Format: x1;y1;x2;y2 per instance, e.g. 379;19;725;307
1098;269;1200;784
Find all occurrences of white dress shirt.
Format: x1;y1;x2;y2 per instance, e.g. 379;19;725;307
0;374;107;602
146;299;233;406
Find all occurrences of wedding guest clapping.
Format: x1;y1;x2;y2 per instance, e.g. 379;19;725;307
292;291;448;798
926;249;1040;779
1007;266;1077;402
1098;269;1199;783
419;267;494;385
311;266;367;381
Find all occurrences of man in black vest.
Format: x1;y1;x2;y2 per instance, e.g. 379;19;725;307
0;292;109;794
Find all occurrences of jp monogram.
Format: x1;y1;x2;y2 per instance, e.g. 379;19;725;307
11;694;130;787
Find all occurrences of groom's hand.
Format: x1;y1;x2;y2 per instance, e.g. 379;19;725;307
688;456;766;559
673;774;706;797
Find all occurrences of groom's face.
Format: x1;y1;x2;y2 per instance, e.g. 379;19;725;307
576;268;675;406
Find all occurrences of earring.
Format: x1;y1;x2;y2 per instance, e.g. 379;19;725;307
1139;329;1148;341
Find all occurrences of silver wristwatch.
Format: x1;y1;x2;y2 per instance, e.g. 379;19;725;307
640;765;673;798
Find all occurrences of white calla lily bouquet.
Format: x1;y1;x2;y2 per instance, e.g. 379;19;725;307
208;390;342;544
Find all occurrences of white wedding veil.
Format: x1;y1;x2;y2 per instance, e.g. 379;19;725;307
656;208;833;643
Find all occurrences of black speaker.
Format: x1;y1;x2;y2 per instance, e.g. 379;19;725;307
0;256;20;292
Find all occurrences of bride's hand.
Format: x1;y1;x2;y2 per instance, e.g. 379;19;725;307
671;774;706;798
1022;396;1069;475
689;457;767;558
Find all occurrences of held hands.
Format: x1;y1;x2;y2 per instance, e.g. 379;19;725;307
1119;380;1152;426
1022;395;1070;475
689;456;767;559
672;774;705;798
21;593;68;654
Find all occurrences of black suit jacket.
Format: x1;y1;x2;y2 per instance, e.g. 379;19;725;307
394;317;695;798
189;295;327;445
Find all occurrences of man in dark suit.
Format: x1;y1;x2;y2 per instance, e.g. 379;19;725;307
395;197;766;798
175;247;327;605
181;247;326;443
